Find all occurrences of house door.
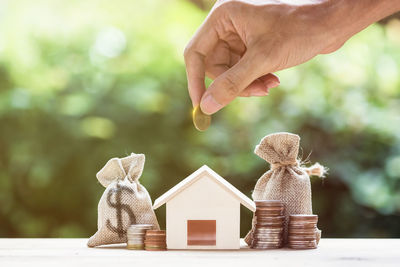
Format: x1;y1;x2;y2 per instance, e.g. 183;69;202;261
187;220;216;245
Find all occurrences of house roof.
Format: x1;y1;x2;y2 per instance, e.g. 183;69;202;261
153;165;256;212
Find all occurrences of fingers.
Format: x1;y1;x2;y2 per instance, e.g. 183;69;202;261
185;51;206;107
184;20;219;107
239;73;280;97
207;65;280;97
200;53;261;115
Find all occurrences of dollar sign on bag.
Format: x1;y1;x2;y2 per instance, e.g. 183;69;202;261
106;183;136;238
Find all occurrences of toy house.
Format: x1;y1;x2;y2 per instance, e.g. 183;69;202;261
153;165;256;249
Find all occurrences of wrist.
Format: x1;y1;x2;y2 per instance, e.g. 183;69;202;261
317;0;400;45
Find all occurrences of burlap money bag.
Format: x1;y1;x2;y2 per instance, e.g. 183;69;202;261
87;153;160;247
244;132;326;246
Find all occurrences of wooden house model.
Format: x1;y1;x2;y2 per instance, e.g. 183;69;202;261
153;165;256;249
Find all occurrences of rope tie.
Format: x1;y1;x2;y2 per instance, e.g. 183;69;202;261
303;162;326;177
271;160;327;178
270;160;299;171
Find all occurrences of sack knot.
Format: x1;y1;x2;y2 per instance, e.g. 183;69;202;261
303;162;327;178
270;160;299;170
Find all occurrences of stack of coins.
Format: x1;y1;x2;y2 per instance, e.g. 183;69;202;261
126;224;153;250
144;230;167;251
251;200;285;249
288;214;318;249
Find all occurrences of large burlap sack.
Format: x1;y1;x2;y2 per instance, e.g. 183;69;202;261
244;132;326;246
88;153;160;247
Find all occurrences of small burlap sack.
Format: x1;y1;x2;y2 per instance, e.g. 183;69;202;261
87;153;160;247
244;132;326;246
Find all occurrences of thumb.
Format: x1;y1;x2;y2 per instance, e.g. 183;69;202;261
200;54;260;115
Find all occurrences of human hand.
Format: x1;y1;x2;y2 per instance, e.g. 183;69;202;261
184;0;399;115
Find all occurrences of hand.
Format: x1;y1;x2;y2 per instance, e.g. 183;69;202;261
184;0;400;115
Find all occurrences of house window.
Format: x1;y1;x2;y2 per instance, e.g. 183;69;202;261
187;220;216;246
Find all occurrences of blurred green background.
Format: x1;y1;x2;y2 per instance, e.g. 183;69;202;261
0;0;399;238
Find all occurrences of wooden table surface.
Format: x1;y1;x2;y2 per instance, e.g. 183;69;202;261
0;238;399;267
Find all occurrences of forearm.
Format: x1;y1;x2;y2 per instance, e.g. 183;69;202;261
321;0;400;42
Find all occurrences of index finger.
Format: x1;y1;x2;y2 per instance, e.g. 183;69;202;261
184;50;206;107
184;21;219;107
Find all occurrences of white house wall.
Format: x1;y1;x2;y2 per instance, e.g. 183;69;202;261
166;173;240;249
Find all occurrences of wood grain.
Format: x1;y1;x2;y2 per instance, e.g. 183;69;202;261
0;238;399;267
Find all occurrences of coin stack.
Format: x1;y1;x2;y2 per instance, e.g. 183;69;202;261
126;224;153;250
144;230;167;251
288;214;318;249
251;200;285;249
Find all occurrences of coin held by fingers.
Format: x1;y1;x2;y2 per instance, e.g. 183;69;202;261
192;105;211;131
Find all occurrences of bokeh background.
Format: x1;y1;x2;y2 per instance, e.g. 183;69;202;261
1;0;400;238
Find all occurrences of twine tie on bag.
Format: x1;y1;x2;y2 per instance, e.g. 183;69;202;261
270;160;326;178
303;162;327;177
270;160;299;171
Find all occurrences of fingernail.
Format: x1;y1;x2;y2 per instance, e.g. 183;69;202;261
266;80;280;88
200;94;223;115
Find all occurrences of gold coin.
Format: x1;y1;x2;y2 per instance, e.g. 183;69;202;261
192;106;211;131
126;244;144;250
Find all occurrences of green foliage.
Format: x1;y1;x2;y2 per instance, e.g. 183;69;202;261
0;0;399;238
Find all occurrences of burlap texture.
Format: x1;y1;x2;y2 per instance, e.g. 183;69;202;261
87;153;160;247
244;132;326;246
